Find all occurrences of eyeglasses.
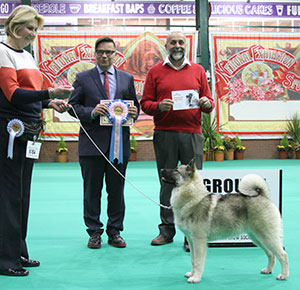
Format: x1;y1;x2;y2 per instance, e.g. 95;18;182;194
95;49;116;56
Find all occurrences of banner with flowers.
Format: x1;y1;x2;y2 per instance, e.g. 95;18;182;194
211;33;300;138
35;31;196;140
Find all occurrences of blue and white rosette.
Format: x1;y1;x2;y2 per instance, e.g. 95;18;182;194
7;119;24;159
107;99;129;164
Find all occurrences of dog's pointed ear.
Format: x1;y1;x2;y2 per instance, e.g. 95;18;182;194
187;158;196;176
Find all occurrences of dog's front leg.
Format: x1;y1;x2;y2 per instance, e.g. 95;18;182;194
185;235;194;278
187;237;207;283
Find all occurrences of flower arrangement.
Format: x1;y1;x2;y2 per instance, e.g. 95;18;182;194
130;134;137;153
277;133;292;152
57;147;68;154
214;145;225;151
214;133;225;151
235;145;246;152
221;75;286;104
234;134;246;152
56;136;68;154
293;143;300;152
223;136;235;150
293;142;300;159
277;145;292;152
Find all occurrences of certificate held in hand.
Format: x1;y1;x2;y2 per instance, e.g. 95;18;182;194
172;89;199;111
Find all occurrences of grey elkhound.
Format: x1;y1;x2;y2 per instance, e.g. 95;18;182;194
161;159;289;283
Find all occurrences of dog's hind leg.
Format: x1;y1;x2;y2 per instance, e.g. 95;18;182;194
264;241;289;280
248;233;276;274
249;232;289;280
275;252;289;281
187;237;207;283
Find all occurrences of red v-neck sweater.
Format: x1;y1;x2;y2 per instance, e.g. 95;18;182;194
141;61;214;134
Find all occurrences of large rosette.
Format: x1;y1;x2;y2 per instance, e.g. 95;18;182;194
107;99;129;164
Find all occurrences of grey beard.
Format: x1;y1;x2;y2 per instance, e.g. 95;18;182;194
170;51;184;61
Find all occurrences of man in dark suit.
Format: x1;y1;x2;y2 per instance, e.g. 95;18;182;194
68;36;139;249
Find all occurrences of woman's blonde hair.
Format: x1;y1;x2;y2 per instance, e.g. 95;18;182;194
5;5;44;38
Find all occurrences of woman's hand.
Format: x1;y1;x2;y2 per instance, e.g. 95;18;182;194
49;99;71;113
49;85;74;100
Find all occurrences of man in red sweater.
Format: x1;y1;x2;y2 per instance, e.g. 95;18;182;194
141;31;214;251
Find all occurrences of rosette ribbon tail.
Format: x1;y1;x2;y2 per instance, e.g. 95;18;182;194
7;130;18;159
6;119;24;159
109;116;123;164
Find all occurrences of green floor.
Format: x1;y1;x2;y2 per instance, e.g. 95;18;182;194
1;160;299;290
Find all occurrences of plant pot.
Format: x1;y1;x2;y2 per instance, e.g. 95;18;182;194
57;152;68;163
214;151;224;161
203;152;207;162
225;149;234;160
278;151;289;159
207;149;214;161
234;151;244;160
296;151;300;159
129;151;137;161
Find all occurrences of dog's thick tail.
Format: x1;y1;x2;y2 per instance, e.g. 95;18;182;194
239;174;270;198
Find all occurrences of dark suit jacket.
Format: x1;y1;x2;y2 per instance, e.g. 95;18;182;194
68;66;140;157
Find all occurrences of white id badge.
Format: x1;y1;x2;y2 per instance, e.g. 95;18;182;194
26;141;42;159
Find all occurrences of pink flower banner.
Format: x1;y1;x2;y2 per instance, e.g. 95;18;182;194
211;33;300;137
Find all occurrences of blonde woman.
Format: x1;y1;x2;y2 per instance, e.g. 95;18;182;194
0;5;73;276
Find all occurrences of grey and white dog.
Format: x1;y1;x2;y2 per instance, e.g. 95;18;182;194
161;159;289;283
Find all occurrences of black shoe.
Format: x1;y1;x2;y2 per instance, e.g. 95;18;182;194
20;256;40;267
151;234;173;246
88;232;101;249
0;268;29;276
108;235;126;248
184;237;190;252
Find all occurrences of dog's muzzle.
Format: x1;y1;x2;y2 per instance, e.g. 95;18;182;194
161;169;176;185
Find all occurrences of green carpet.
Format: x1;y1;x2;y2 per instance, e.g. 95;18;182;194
0;160;299;290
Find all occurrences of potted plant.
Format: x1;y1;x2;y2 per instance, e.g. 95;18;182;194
286;113;300;159
277;133;292;159
202;139;209;162
213;133;225;161
293;142;300;159
129;134;137;161
223;135;235;160
56;136;68;162
234;134;246;160
201;113;218;161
